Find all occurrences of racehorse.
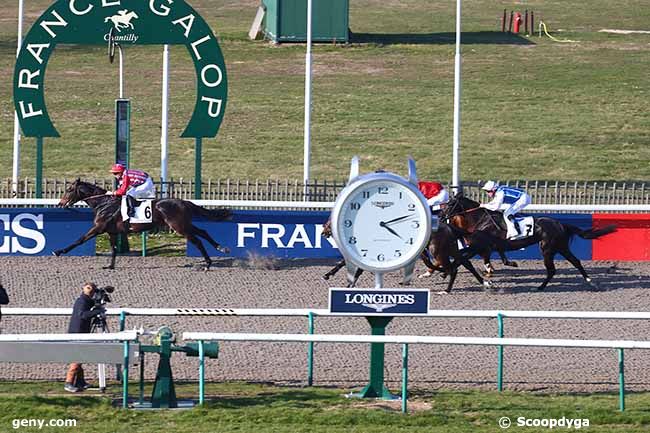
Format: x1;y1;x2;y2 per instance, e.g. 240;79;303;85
54;179;232;270
321;219;492;293
443;194;617;291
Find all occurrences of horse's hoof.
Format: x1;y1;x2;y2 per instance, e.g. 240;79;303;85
52;250;61;257
102;266;115;270
418;271;432;279
506;261;518;268
434;290;450;295
322;274;330;281
221;247;231;254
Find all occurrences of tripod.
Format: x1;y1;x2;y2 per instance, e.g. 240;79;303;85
90;311;109;392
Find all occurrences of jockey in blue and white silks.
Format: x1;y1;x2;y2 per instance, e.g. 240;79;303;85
480;181;531;238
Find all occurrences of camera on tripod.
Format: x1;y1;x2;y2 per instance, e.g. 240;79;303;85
92;285;115;308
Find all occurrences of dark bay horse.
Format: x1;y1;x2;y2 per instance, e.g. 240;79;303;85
321;220;492;293
444;195;617;290
55;179;232;270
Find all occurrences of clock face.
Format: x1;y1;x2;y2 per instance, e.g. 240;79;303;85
333;176;431;272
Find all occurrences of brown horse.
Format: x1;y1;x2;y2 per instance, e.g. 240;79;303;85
321;220;492;292
54;179;232;270
444;195;617;291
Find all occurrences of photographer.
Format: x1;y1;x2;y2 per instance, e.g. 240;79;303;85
65;282;102;393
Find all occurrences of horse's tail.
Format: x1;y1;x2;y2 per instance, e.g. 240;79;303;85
187;202;232;221
564;224;617;240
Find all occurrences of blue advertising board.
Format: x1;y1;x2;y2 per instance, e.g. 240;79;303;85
329;288;430;316
188;210;595;260
187;210;340;258
0;208;95;256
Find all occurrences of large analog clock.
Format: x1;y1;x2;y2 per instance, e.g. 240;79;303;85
331;170;432;273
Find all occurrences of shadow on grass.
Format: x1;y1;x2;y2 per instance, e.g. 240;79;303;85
349;31;534;45
10;395;104;409
203;389;337;409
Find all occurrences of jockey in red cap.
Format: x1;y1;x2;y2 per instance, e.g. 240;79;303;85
417;181;449;211
107;164;155;219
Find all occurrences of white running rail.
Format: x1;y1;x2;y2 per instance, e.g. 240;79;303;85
1;198;650;212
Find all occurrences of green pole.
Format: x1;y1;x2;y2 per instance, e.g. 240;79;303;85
307;312;315;386
356;316;394;399
618;348;625;411
117;311;127;382
497;313;504;392
199;340;205;405
194;137;202;199
401;343;409;414
139;352;145;405
122;341;129;409
35;137;43;198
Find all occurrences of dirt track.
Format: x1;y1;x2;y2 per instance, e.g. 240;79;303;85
1;256;650;393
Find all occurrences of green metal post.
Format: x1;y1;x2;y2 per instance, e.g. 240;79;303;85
122;341;129;408
356;316;395;399
401;343;408;414
307;312;315;386
35;137;43;198
497;313;504;392
618;348;625;411
194;138;202;199
199;340;205;405
139;352;145;405
141;232;147;257
117;311;126;381
115;99;130;254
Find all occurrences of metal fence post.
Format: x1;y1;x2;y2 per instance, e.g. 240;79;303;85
497;312;504;391
402;343;409;414
199;340;205;405
618;348;625;411
307;312;315;386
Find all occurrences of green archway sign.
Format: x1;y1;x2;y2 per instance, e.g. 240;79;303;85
13;0;228;138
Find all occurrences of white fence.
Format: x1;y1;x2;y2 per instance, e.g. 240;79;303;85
2;307;649;412
2;198;650;212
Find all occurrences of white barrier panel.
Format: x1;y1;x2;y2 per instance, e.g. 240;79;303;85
0;330;139;342
183;332;650;350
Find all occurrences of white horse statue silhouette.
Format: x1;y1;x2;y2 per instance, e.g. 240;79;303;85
105;10;139;32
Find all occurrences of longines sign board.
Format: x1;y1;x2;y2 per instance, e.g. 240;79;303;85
329;288;430;316
13;0;227;138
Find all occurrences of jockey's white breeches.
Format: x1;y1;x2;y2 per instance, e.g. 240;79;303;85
427;189;449;211
503;195;531;219
127;177;155;199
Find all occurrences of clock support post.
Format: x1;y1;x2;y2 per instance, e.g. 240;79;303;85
354;272;398;399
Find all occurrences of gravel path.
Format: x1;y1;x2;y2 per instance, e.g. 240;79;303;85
1;256;649;393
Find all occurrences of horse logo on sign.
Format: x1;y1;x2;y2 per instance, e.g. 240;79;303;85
104;10;139;32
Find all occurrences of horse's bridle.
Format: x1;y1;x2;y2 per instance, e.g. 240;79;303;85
444;197;502;232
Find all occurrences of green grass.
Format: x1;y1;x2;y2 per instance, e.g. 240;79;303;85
1;1;649;183
1;381;650;432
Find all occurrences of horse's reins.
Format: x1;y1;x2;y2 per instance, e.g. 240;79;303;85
451;203;502;232
82;193;113;202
